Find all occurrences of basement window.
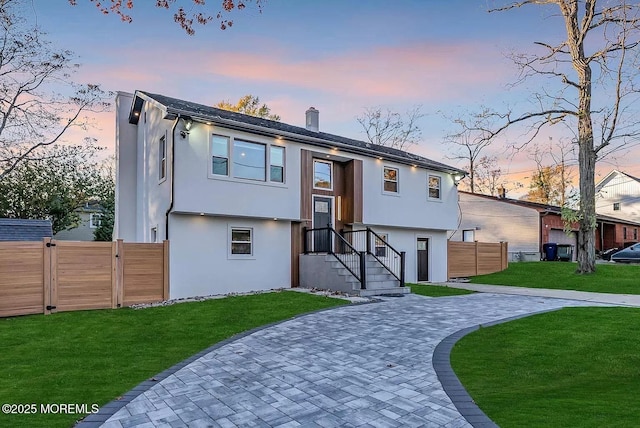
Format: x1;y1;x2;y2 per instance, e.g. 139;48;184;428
230;228;253;256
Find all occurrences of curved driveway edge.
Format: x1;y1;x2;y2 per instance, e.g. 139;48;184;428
432;309;560;428
82;293;611;428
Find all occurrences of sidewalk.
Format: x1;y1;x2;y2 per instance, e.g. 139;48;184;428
437;282;640;307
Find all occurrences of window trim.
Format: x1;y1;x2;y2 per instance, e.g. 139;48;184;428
211;134;230;177
229;226;254;258
428;174;442;200
313;159;333;190
159;135;167;182
269;145;285;183
462;229;475;242
89;213;103;229
383;166;399;194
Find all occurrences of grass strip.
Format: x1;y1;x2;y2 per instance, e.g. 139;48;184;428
470;261;640;294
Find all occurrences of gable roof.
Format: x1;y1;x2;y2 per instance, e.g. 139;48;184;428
595;170;640;191
0;218;53;241
128;91;465;175
460;191;640;227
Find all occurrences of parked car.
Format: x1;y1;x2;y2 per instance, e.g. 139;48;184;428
600;247;620;261
611;243;640;263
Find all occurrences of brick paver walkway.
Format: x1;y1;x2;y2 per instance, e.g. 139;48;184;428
85;293;607;428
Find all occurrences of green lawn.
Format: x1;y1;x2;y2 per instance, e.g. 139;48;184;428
0;291;347;428
470;261;640;294
409;283;475;297
451;307;640;427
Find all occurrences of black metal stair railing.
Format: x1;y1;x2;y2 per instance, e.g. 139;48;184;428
341;227;405;287
303;226;366;289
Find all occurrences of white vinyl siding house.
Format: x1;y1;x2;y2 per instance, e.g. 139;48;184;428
595;170;640;223
115;91;464;298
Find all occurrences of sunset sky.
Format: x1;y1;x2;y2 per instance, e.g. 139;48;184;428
26;0;640;197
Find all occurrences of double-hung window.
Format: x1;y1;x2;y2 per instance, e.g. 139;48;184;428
211;135;229;176
383;167;399;193
90;213;103;229
230;228;252;255
428;175;441;200
270;146;285;183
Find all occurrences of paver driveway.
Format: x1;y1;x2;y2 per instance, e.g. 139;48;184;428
93;293;606;428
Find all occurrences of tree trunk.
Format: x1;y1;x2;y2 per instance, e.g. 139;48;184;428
576;63;597;273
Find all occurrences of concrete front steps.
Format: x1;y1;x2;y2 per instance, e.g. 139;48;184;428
299;253;410;297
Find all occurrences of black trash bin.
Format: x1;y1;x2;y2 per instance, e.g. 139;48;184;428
543;243;558;261
557;244;573;262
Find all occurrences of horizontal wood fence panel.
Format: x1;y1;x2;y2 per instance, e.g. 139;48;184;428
448;241;508;279
0;239;169;318
122;242;167;306
0;242;44;317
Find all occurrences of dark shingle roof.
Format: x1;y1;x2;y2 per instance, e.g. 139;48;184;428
0;218;53;241
130;91;464;175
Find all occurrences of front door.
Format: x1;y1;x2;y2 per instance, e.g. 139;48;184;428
417;238;429;281
313;196;333;252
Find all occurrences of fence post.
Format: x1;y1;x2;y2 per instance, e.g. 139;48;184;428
400;251;406;287
366;227;372;255
359;251;367;289
116;239;124;308
163;240;170;301
111;240;118;309
475;240;479;276
43;238;51;315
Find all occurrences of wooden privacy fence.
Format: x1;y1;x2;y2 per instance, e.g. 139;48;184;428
0;239;169;318
448;241;508;279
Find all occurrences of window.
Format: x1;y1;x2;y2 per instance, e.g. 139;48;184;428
233;140;266;181
159;135;166;181
383;167;399;193
613;202;621;211
89;213;102;229
270;146;285;183
374;234;388;257
428;175;441;199
463;230;475;242
231;228;252;255
624;227;628;240
211;135;229;176
634;229;638;241
313;160;333;190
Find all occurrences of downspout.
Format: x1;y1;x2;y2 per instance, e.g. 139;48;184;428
165;116;182;240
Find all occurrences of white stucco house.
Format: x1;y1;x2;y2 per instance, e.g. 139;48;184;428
114;91;465;298
596;170;640;223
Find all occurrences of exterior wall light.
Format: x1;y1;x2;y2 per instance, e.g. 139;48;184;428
453;173;465;186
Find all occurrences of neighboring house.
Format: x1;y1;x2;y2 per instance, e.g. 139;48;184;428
0;218;53;241
452;191;640;261
595;170;640;223
54;202;104;241
114;91;465;299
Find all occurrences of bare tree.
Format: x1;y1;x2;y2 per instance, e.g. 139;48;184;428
69;0;264;33
0;0;110;180
473;155;505;196
442;106;503;193
525;137;576;206
488;0;640;273
356;106;424;151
